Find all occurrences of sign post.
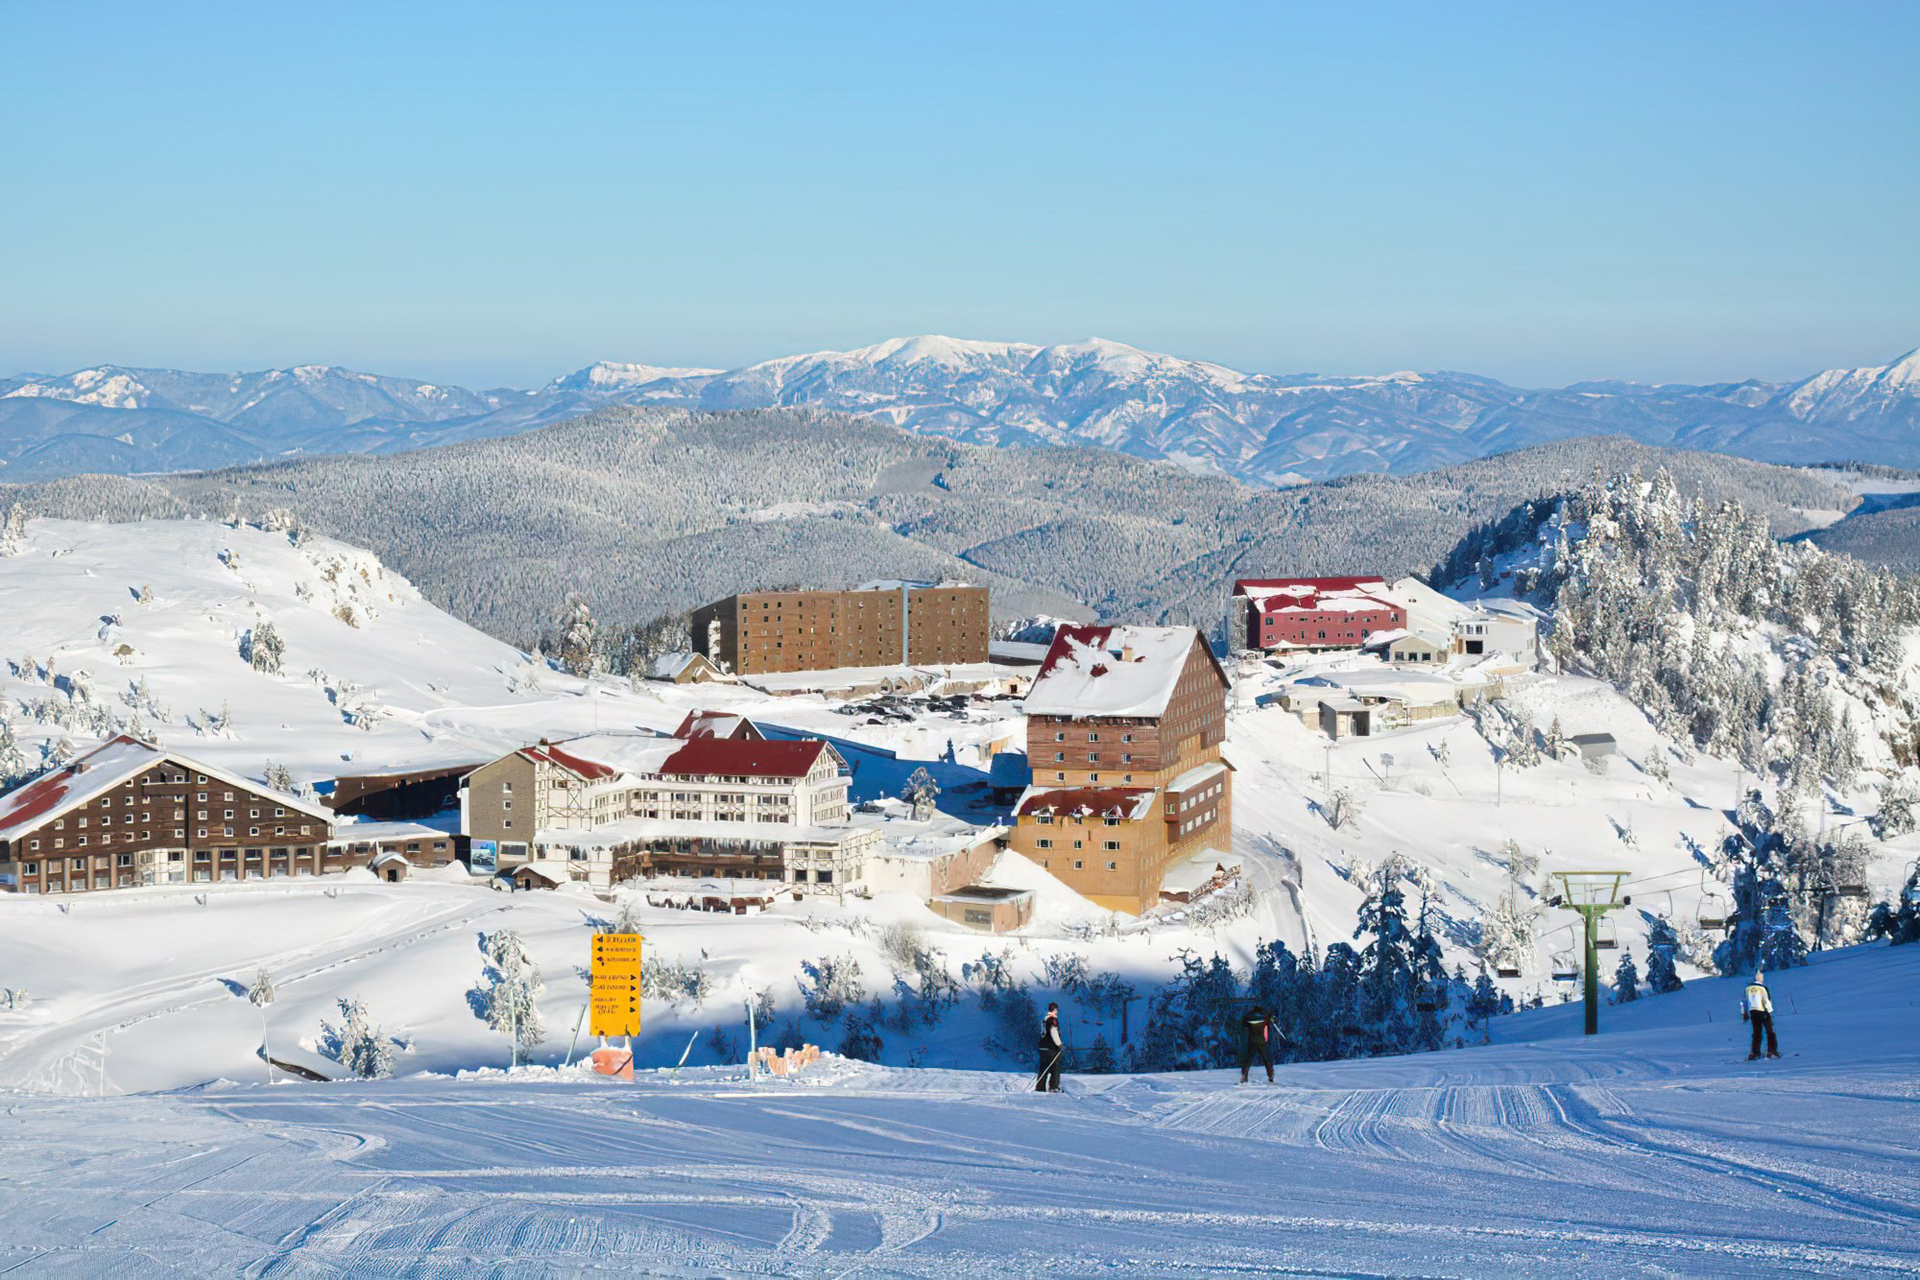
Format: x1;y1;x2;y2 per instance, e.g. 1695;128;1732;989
589;932;642;1079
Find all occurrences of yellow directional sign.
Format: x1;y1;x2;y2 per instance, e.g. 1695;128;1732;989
590;932;642;1038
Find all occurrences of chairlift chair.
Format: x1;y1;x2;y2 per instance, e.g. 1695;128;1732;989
1495;962;1522;978
1697;872;1730;932
1550;952;1578;984
1594;916;1618;950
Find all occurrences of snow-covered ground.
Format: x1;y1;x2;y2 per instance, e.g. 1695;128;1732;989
5;516;1918;1087
0;941;1912;1275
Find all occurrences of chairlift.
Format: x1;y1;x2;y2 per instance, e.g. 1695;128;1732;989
1550;951;1577;984
1697;872;1730;932
1495;962;1522;979
1594;916;1618;950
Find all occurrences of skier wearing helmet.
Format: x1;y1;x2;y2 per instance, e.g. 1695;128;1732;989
1743;971;1780;1060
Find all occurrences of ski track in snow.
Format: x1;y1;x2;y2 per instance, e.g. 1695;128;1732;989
1;942;1917;1277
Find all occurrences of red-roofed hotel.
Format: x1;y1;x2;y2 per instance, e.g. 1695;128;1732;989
1232;576;1403;651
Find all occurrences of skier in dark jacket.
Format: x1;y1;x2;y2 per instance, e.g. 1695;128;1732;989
1239;1004;1276;1083
1035;1002;1064;1092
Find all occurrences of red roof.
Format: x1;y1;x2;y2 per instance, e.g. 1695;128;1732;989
1036;624;1116;680
1234;576;1387;594
1017;786;1153;819
659;738;829;780
1235;577;1395;616
524;744;617;781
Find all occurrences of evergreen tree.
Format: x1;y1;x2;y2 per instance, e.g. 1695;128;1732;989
1353;872;1417;1055
1611;951;1640;1003
555;593;597;677
1865;864;1920;946
1645;919;1686;994
479;930;546;1065
320;996;396;1079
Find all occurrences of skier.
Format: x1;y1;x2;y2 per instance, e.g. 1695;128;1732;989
1743;970;1780;1060
1239;1003;1276;1084
1034;1001;1064;1092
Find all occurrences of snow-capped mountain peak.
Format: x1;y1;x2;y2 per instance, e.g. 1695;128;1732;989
546;360;727;393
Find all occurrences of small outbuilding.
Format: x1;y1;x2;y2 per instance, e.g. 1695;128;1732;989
370;850;411;883
1569;732;1618;760
928;885;1034;933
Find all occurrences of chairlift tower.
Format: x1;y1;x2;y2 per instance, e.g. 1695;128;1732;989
1549;870;1629;1036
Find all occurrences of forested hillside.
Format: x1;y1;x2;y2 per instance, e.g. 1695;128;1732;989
0;406;1863;649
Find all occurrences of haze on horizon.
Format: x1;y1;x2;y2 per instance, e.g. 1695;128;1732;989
4;1;1916;390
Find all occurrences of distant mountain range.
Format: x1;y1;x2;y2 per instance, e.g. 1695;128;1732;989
4;337;1917;485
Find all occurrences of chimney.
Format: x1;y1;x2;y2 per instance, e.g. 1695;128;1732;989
1120;644;1135;662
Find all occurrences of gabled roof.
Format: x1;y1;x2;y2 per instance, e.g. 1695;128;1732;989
672;710;764;741
651;651;718;680
521;743;618;781
1015;786;1155;822
0;735;333;841
659;737;835;780
1024;625;1222;718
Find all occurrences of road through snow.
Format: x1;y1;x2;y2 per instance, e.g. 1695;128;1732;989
0;943;1913;1275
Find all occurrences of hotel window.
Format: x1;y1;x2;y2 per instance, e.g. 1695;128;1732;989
1036;838;1052;849
1106;860;1118;870
1072;860;1084;870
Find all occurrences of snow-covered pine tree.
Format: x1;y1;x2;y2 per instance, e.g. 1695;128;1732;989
1353;866;1418;1055
555;593;597;677
319;996;396;1079
0;507;27;556
245;619;286;674
1865;864;1920;945
479;929;546;1066
900;767;941;820
1645;918;1685;994
1873;774;1919;839
1611;951;1640;1002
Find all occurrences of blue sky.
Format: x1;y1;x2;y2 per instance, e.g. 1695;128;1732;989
4;1;1915;387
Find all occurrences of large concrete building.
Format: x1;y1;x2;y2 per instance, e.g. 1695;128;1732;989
0;736;337;893
690;581;989;676
1008;625;1232;914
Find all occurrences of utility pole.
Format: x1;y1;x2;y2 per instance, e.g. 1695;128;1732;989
745;995;759;1081
1552;871;1627;1037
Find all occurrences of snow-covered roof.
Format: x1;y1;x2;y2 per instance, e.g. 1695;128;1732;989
868;812;1007;862
1384;576;1474;624
328;820;450;845
1165;760;1230;795
0;736;332;841
1235;577;1395;614
510;859;573;885
1361;627;1449;652
650;651;716;680
672;710;762;741
1024;625;1217;718
1014;785;1155;822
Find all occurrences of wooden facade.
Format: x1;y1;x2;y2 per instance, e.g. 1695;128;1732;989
691;583;989;676
0;740;338;894
1008;629;1232;914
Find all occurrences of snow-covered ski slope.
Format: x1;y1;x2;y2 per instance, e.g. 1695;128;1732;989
0;516;1025;783
0;942;1911;1276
